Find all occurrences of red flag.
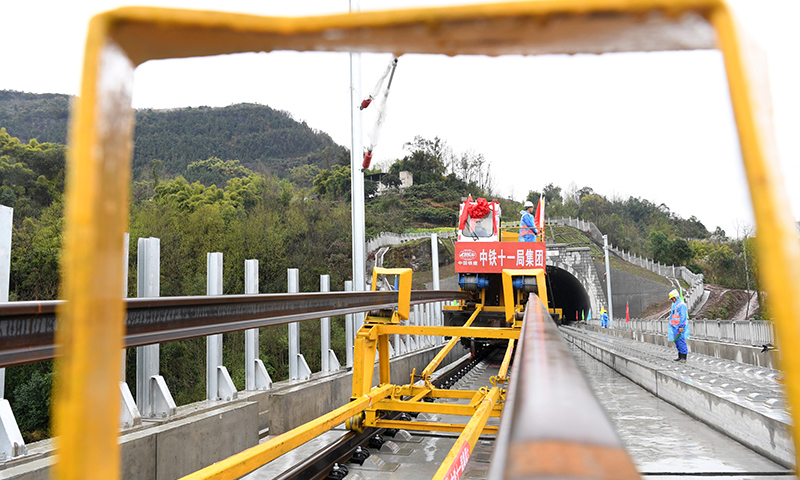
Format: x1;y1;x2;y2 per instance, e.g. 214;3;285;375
626;302;630;322
458;195;473;230
532;197;545;239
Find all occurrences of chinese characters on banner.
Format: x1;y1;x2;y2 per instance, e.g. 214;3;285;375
443;441;471;480
455;242;546;273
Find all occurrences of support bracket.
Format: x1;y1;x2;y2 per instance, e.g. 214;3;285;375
150;375;177;418
0;399;26;461
119;382;141;428
217;366;238;401
254;359;272;390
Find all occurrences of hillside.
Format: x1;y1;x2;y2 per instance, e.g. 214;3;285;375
0;90;344;180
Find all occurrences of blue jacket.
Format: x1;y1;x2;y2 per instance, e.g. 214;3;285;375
668;299;689;342
519;210;538;242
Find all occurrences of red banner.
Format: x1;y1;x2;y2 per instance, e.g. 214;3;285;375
455;242;546;273
443;441;471;480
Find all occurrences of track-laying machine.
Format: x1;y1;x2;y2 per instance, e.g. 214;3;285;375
444;197;556;343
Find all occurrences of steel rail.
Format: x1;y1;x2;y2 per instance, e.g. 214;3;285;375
0;290;469;368
486;295;641;480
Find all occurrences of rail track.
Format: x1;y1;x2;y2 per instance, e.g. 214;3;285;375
268;351;487;480
0;289;470;367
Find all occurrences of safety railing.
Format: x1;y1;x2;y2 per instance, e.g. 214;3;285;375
588;318;775;346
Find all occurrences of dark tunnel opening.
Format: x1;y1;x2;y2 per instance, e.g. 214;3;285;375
546;265;592;324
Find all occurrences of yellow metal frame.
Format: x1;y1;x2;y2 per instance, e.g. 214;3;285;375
61;1;799;479
366;267;412;323
502;269;547;323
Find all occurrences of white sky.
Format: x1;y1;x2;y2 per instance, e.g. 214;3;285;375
2;0;799;239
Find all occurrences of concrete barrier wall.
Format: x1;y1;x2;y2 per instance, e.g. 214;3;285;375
562;329;794;468
580;325;780;369
3;343;468;480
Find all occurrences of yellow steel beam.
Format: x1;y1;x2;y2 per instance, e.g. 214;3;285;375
54;18;135;480
378;331;391;385
408;387;432;403
711;7;800;460
394;386;480;400
420;304;483;381
351;326;378;398
498;339;516;381
371;399;502;417
372;420;499;435
376;325;519;340
433;387;502;480
180;384;393;480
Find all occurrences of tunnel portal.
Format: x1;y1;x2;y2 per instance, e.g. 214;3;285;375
546;265;592;324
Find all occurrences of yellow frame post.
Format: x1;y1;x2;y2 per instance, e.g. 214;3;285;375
501;269;547;322
432;387;501;480
368;267;412;323
61;2;799;479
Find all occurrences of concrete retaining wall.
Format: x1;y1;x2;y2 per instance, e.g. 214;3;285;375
2;343;467;480
562;329;794;468
593;262;673;318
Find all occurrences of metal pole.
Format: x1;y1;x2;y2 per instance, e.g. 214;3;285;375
245;260;259;390
344;280;354;368
288;268;300;379
0;206;11;398
431;233;441;348
206;252;223;401
349;0;366;336
320;275;331;372
603;235;614;327
136;238;160;415
121;233;129;383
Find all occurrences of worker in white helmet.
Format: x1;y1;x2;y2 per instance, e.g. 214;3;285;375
668;289;689;362
518;200;538;242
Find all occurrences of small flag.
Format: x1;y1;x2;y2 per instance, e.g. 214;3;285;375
533;196;545;239
626;302;630;322
588;309;592;320
581;310;585;321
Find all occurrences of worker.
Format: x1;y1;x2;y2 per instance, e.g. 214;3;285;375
518;200;538;242
600;308;609;328
668;289;689;362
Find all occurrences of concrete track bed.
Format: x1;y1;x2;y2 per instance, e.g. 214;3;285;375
560;326;795;469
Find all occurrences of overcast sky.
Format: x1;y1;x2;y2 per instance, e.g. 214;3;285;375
2;0;798;239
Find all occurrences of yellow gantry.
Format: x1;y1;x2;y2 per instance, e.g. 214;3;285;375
61;1;799;479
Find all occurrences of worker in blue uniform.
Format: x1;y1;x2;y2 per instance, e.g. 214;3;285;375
668;289;689;362
518;201;538;242
600;308;609;328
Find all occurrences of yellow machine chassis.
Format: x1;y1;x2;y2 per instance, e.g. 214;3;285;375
58;1;800;480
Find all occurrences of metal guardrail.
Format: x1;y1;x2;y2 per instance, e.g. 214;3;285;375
0;290;470;368
488;295;640;480
587;318;775;346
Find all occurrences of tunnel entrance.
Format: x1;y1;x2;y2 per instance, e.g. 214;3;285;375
546;265;592;324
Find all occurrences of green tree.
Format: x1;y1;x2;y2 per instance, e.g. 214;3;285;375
184;157;253;187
